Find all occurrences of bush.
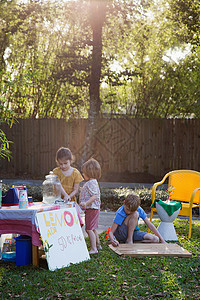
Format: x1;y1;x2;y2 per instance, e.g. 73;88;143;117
2;184;168;212
100;187;168;212
2;184;43;202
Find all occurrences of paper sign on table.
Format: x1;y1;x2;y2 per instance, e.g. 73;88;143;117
36;207;90;271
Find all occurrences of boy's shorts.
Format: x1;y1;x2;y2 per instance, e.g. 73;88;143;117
114;222;146;242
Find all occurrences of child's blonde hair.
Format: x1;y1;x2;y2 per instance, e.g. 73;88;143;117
56;147;73;163
81;158;101;179
125;193;140;212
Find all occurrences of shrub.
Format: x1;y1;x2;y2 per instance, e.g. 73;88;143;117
2;184;43;202
2;184;168;212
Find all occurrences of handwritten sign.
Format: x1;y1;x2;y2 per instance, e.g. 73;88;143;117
36;207;90;271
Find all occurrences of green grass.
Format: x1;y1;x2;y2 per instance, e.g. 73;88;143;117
1;184;200;299
0;219;200;300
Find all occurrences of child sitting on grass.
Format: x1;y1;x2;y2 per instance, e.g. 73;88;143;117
109;193;166;246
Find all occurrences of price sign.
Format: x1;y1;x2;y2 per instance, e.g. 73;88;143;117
36;207;90;271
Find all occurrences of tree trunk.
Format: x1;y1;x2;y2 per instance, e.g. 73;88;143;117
80;1;106;165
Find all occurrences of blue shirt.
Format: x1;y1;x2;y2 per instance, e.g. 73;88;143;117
114;204;147;231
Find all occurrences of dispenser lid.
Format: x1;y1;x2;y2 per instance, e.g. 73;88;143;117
45;171;58;180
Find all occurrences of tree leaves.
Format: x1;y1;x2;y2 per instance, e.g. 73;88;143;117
1;0;200;120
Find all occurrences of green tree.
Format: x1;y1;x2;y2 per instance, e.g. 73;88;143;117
1;0;200;124
0;103;16;160
168;0;200;46
101;0;200;118
1;0;91;119
101;0;176;117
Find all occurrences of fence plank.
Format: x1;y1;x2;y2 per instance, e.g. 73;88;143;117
0;118;200;180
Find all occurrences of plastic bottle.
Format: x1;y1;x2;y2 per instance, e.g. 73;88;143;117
42;172;62;204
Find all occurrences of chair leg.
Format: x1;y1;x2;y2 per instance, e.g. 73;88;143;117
150;210;154;222
188;214;192;239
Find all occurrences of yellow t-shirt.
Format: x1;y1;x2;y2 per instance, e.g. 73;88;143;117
53;167;83;202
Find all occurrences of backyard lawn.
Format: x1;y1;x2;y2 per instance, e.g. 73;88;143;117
0;219;200;300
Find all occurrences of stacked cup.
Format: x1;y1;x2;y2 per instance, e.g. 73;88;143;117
19;190;28;209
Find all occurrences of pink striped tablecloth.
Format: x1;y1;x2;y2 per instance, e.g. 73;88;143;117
0;202;83;246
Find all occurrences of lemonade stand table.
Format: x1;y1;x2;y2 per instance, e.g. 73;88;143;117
0;202;84;266
0;202;62;266
151;199;182;241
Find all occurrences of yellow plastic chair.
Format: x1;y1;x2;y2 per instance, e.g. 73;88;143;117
150;170;200;238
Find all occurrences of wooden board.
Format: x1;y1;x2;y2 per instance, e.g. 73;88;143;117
109;243;192;258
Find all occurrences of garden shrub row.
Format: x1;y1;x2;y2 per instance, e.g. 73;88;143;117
2;184;168;212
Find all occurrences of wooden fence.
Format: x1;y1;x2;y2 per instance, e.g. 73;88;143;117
0;118;200;181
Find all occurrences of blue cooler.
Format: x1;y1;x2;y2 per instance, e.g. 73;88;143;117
15;236;32;266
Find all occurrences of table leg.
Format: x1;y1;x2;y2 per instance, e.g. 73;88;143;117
32;245;39;267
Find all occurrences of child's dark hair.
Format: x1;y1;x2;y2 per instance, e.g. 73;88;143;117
125;193;140;212
56;147;73;162
81;158;101;179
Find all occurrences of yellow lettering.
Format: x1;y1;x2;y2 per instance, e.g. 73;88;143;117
73;212;79;224
52;227;57;234
49;213;56;226
47;229;51;237
55;214;66;227
47;227;57;238
43;214;50;227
